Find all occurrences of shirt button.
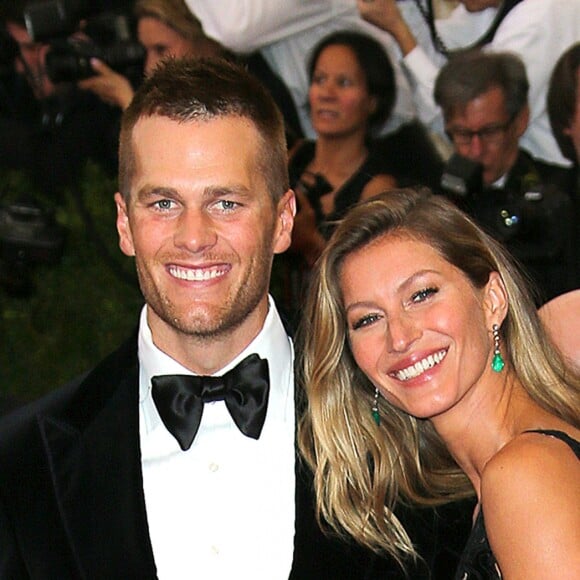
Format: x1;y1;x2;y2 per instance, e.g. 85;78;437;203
211;545;220;555
208;462;219;472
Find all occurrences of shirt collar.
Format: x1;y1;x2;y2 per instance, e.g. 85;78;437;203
138;296;293;435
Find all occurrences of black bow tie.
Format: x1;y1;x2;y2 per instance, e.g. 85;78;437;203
151;354;270;451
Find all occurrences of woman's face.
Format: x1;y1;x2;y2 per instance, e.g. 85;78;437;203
308;44;376;139
340;234;504;421
138;16;196;77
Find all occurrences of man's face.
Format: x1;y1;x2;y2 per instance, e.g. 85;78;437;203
115;115;294;358
6;21;55;99
445;86;528;185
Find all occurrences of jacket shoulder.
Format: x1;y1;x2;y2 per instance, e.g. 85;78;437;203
0;335;138;457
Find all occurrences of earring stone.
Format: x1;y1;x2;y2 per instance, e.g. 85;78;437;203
371;388;380;425
491;323;505;372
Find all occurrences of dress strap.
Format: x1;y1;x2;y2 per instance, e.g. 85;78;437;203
524;429;580;459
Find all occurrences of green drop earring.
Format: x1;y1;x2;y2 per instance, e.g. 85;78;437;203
491;323;505;372
372;388;380;425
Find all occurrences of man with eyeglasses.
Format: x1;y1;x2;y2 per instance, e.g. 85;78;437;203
358;0;580;171
434;50;578;304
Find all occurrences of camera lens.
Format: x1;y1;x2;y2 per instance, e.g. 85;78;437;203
46;48;94;82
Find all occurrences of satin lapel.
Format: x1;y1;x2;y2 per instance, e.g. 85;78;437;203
38;339;157;579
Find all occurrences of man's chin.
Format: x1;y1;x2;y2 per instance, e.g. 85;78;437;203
167;304;248;339
170;307;225;335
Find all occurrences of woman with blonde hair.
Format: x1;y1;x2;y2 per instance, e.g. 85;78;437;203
298;188;580;579
79;0;226;110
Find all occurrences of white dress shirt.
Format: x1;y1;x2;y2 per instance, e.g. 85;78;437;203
138;297;296;579
402;0;580;167
185;0;417;137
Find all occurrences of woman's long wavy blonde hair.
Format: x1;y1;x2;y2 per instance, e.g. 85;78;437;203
297;188;580;565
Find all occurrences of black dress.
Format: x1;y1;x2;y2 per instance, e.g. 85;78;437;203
288;139;386;234
454;430;580;579
277;140;389;327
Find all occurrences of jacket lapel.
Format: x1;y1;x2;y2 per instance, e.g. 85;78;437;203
39;338;157;578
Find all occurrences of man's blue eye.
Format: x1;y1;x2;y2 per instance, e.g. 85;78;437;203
218;200;237;211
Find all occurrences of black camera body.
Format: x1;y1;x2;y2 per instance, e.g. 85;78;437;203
439;153;483;199
0;197;65;295
23;0;144;83
0;197;64;264
46;32;144;83
438;153;569;258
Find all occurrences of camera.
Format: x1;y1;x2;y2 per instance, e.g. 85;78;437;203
438;153;566;254
296;172;333;225
23;0;144;83
0;196;65;296
439;153;483;199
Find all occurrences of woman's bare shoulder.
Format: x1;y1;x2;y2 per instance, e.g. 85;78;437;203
480;430;580;579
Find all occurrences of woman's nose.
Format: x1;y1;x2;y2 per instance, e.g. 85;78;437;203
385;314;421;353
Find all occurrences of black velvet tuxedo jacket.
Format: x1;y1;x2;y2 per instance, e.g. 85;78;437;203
0;337;471;579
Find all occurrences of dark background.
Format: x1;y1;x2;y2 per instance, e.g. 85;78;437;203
0;163;143;413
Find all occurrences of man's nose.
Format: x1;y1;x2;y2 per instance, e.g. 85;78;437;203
464;133;485;159
173;208;218;253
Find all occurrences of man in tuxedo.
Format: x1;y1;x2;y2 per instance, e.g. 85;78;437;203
0;57;469;578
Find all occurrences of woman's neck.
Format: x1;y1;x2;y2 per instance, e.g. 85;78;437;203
310;134;368;181
431;374;550;497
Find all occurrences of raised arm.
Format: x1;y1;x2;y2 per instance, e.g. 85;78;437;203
357;0;417;55
357;0;442;128
78;59;135;111
184;0;336;53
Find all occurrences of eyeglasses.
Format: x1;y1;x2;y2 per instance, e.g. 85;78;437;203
446;116;516;146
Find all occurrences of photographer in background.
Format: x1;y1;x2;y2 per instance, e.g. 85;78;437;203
78;0;228;111
434;50;577;304
0;0;129;197
358;0;580;175
79;0;304;146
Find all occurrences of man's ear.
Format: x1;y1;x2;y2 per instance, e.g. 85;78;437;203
368;95;378;116
115;192;135;257
514;104;530;139
483;271;509;328
273;189;296;255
